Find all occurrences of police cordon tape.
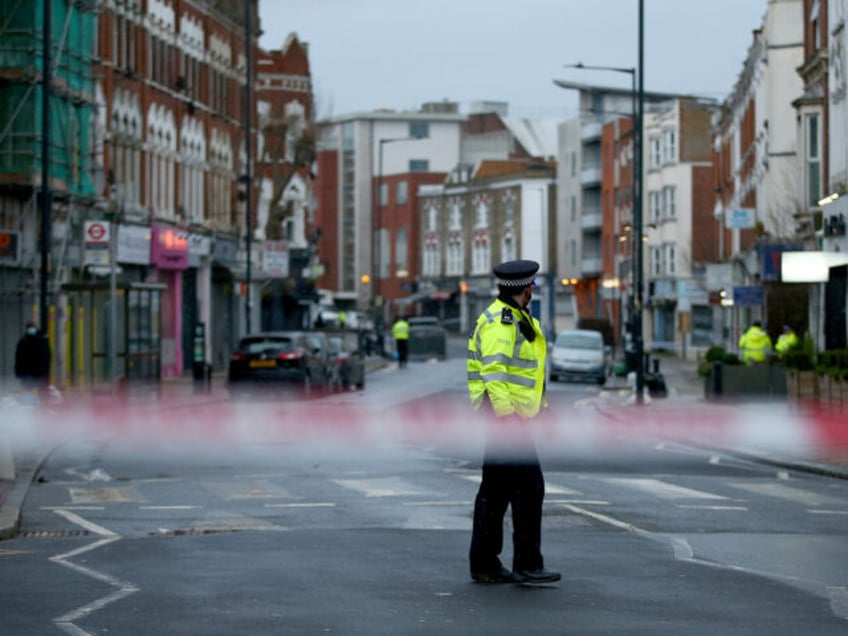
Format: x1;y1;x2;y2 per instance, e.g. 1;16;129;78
5;399;847;460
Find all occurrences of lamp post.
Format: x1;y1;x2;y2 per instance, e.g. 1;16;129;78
242;0;254;335
563;10;645;402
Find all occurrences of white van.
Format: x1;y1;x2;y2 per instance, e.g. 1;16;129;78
549;329;608;385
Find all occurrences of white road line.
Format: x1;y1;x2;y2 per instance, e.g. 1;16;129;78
729;482;848;507
41;506;105;511
49;511;138;635
53;510;116;537
546;499;610;506
402;501;469;507
138;505;201;510
676;504;748;511
264;503;336;508
334;477;430;497
808;509;848;515
603;477;727;500
557;503;648;534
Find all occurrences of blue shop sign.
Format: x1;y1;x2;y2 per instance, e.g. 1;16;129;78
733;285;764;307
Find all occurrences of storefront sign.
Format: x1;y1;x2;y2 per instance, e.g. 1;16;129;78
733;285;764;307
0;230;20;264
117;224;151;265
83;221;111;266
212;236;239;268
262;240;289;277
188;233;211;268
151;226;189;270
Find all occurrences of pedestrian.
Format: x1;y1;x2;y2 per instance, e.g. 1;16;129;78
391;315;410;368
14;321;51;401
775;324;799;359
466;259;560;585
338;310;346;330
738;320;772;365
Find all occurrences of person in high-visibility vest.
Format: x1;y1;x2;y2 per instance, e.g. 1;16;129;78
466;259;560;585
775;325;799;359
738;320;772;364
391;315;410;367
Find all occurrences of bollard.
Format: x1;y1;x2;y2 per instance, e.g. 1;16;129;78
712;360;723;397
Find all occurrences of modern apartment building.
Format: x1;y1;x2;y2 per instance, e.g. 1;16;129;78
314;105;465;312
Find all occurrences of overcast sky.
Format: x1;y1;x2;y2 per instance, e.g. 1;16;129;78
259;1;768;120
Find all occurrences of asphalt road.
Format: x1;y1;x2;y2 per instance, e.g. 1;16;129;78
2;354;848;635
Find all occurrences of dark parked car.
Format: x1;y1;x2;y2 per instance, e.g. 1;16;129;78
327;331;366;391
227;331;333;396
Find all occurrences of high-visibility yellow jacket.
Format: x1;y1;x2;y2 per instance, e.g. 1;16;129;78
467;298;547;419
391;319;410;340
775;331;799;358
738;326;772;364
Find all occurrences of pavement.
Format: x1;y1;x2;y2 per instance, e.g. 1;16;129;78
1;350;847;540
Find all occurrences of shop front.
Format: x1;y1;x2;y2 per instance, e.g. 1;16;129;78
151;226;189;377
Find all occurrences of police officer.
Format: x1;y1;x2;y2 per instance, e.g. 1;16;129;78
738;320;772;365
391;315;410;367
775;324;799;359
467;259;560;584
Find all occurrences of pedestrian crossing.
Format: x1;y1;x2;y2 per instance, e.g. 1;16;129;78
36;457;848;538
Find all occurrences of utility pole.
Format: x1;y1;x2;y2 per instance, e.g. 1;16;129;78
634;0;646;403
39;0;52;331
243;0;253;334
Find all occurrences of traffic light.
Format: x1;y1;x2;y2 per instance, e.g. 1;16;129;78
360;274;371;285
459;280;468;294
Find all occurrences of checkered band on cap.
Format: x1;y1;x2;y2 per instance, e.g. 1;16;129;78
495;273;536;287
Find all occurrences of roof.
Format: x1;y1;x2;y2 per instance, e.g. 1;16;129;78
552;79;715;104
473;159;555;180
501;117;561;159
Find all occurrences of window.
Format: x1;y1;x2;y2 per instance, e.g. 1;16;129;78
378;228;390;278
446;236;464;275
648;191;661;224
570;196;576;222
662;186;676;220
570;152;577;177
505;195;516;227
474;198;489;229
379;182;388;206
427;204;438;232
472;234;490;275
649;136;661;169
449;201;462;230
570;239;577;266
650;246;662;277
409;121;429;139
396;181;408;205
409;159;429;172
662;129;677;164
663;242;676;275
424;239;440;276
806;113;821;207
395;228;408;273
502;232;516;263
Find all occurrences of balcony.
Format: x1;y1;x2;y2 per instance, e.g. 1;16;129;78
581;257;602;277
581;210;602;230
580;120;603;142
581;165;602;186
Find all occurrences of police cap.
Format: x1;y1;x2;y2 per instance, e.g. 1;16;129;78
493;259;539;287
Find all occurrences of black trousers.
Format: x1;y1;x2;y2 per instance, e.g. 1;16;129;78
396;339;408;366
469;457;545;574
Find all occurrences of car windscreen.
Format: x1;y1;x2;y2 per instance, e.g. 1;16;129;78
240;337;296;354
555;334;601;350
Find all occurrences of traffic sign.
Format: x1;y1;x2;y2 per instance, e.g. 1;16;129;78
84;221;112;266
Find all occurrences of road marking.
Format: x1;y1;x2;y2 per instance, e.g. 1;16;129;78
138;505;201;511
68;486;144;504
729;482;848;507
41;506;105;511
0;548;30;556
556;503;647;534
603;477;727;500
676;504;748;511
49;511;138;634
53;510;116;537
334;477;430;497
807;509;848;515
546;499;610;506
264;502;335;508
402;501;469;507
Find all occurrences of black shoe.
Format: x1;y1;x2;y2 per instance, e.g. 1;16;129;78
471;566;524;584
516;568;561;583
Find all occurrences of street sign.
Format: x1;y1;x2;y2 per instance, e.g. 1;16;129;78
0;230;20;264
84;221;111;266
733;285;764;307
726;208;755;229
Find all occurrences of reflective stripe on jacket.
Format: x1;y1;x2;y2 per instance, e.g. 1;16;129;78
466;298;547;419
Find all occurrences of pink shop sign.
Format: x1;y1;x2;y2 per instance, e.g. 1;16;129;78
151;226;189;270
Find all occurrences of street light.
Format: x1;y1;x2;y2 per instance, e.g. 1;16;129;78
563;18;646;403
